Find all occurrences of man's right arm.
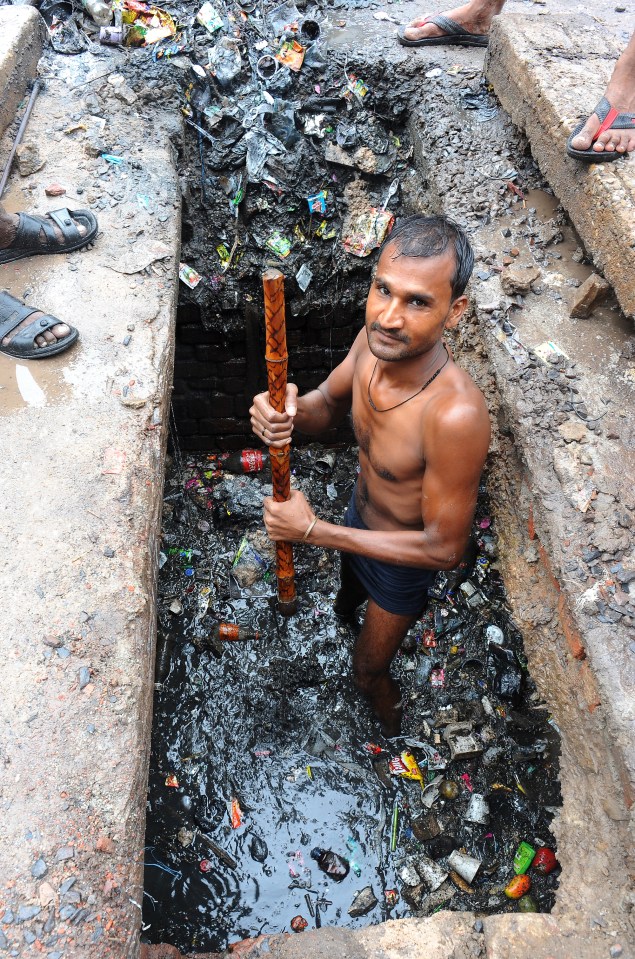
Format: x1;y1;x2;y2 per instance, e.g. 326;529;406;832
250;329;362;447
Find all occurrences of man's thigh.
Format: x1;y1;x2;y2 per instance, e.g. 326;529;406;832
353;599;418;676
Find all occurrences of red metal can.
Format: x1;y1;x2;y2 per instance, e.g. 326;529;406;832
290;915;308;932
532;847;558;876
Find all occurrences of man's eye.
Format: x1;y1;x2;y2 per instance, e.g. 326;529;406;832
412;298;425;307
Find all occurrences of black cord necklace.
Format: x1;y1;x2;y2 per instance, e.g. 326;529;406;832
367;343;450;413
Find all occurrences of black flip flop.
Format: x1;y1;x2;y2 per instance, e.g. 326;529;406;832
0;291;78;360
397;14;488;48
566;96;635;162
0;208;98;266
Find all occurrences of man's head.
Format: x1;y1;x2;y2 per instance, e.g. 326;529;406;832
380;215;474;300
365;215;474;363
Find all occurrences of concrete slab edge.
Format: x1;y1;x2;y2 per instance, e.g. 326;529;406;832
485;13;635;319
0;7;47;139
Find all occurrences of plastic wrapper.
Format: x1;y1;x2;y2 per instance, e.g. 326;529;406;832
296;264;313;292
307;190;327;213
209;37;242;87
266;231;291;258
342;209;394;258
268;0;300;35
196;0;222;33
275;39;305;71
179;262;202;288
121;0;176;44
229;797;243;828
388;750;424;785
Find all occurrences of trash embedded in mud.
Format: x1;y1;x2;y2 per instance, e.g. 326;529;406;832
143;444;561;953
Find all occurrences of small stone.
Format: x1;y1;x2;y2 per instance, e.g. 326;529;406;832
31;859;47;879
501;263;541;295
615;4;625;10
609;947;623;958
348;886;378;917
115;85;137;106
17;905;41;922
103;546;115;557
474;919;484;933
78;667;90;690
16;143;45;176
45;184;66;197
38;883;55;908
84;135;107;159
95;836;114;854
558;420;588;443
570;273;610;318
510;247;520;257
55;846;75;862
0;929;7;948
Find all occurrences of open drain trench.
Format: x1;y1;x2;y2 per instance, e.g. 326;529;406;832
141;51;571;952
115;8;635;954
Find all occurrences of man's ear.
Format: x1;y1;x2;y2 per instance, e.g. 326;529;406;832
444;295;468;330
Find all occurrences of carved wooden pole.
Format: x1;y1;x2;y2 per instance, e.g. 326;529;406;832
262;268;297;616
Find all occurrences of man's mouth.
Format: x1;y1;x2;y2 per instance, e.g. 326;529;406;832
372;326;407;344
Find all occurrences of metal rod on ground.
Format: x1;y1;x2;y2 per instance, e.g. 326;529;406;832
0;81;42;201
262;268;297;617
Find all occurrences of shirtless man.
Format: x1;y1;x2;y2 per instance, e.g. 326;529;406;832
250;215;490;736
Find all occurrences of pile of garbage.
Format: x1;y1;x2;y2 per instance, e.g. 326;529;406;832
143;444;561;953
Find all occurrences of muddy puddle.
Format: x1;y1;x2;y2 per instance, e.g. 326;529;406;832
143;443;562;953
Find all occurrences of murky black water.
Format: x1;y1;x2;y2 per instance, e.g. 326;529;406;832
143;445;561;953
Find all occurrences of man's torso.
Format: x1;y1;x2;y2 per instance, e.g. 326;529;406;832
350;341;479;532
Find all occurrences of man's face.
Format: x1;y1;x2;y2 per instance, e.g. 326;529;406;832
365;243;467;362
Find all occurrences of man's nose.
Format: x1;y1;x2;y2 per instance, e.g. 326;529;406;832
379;297;403;328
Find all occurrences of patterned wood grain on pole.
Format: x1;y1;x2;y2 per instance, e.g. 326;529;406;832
262;268;297;616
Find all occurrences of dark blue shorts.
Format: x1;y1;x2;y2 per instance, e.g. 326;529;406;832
342;488;438;616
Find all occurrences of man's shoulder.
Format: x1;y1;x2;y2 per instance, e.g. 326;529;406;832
424;367;490;438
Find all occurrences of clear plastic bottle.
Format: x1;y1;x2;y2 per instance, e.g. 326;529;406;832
310;847;350;881
82;0;113;25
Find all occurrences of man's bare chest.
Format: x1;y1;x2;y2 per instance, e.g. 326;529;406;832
351;381;425;483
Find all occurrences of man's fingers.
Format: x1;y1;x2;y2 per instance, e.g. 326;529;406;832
285;384;298;416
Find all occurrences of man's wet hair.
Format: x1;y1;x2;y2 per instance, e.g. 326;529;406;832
381;215;474;300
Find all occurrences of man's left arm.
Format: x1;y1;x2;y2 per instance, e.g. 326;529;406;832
263;398;490;570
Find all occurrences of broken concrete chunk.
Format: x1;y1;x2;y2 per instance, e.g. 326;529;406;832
569;273;610;318
348;885;378;917
500;263;541;295
557;420;588;444
16;142;45;176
